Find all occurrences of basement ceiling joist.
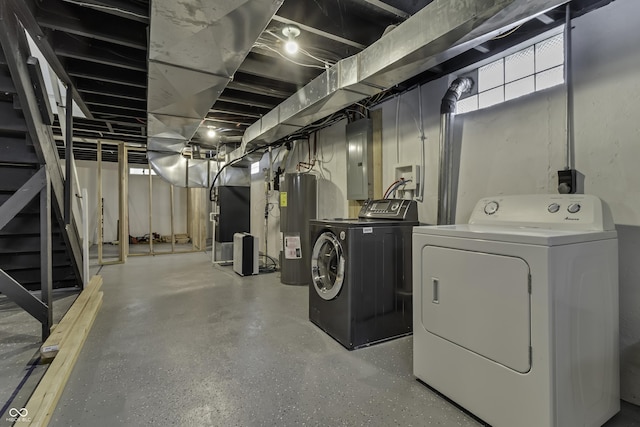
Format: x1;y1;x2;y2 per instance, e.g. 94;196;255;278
50;32;147;72
35;2;147;49
11;0;611;155
66;61;147;88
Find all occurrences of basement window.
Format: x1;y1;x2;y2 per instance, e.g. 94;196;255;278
457;33;564;114
130;167;156;176
251;162;261;175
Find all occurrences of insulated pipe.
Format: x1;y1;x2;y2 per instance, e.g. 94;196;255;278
437;77;473;225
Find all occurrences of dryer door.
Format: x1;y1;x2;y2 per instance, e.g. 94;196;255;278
420;246;531;373
311;232;346;300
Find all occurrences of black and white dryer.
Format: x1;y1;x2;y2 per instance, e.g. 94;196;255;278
308;199;419;350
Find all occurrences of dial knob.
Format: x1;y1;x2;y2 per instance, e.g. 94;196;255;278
548;203;560;213
391;203;399;211
484;201;499;215
567;203;581;214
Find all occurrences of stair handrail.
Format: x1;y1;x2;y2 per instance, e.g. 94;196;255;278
70;155;89;286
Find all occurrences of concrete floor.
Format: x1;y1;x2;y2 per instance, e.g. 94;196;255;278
2;252;640;426
0;290;77;426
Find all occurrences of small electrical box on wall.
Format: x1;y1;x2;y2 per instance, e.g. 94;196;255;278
558;169;577;194
395;164;420;192
346;119;373;200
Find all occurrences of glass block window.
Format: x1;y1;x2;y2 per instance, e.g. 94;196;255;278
478;60;504;91
456;95;479;114
505;46;534;82
457;33;564;114
130;167;156;176
479;87;504;108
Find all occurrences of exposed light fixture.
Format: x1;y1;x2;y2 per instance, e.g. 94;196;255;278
282;25;300;55
207;128;217;138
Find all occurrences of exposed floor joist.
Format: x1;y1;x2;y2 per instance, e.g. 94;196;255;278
272;15;366;49
360;0;410;19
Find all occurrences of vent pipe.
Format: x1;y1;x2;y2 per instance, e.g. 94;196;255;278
437;77;473;225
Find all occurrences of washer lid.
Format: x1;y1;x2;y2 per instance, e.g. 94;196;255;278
413;224;617;246
310;218;419;227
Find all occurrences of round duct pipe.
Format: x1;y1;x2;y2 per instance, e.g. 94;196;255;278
148;150;216;188
437;77;473;225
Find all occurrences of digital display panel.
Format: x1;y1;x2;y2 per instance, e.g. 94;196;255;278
372;201;390;211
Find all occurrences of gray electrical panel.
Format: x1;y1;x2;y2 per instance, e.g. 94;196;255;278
346;119;373;200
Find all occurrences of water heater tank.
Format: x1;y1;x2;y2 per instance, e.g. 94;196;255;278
280;173;317;285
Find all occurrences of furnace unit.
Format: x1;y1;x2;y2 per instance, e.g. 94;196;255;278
213;185;250;262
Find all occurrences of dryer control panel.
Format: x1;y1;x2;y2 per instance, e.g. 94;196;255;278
468;194;614;231
359;199;418;221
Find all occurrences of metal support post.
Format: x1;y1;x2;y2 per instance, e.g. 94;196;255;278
0;167;50;336
64;87;73;225
40;169;52;339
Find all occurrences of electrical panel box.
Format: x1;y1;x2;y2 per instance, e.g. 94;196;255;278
346;119;373;200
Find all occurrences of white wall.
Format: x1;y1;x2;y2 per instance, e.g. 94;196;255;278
75;160;189;244
128;174;150;238
250;154;279;257
454;87;567;219
249;120;350;260
75;160;118;243
572;1;640;225
379;80;448;223
249;0;640;405
569;0;640;404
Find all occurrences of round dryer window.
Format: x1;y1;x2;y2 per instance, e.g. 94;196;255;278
311;232;345;300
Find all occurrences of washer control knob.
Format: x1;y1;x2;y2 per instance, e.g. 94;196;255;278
567;203;581;214
391;203;399;211
548;203;560;213
484;201;499;215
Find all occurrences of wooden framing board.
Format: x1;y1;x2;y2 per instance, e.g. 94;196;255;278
40;275;103;361
170;185;175;253
25;291;103;426
149;160;154;254
97;140;103;263
118;144;128;262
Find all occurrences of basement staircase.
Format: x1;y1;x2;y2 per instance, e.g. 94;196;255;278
0;97;81;290
0;7;84;339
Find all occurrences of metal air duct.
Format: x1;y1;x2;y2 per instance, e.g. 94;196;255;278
235;0;568;157
146;0;284;187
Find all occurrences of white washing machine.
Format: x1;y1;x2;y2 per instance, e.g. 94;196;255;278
412;194;619;427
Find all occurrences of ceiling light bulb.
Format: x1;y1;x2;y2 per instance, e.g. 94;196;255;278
282;25;301;55
285;40;299;55
207;128;216;138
